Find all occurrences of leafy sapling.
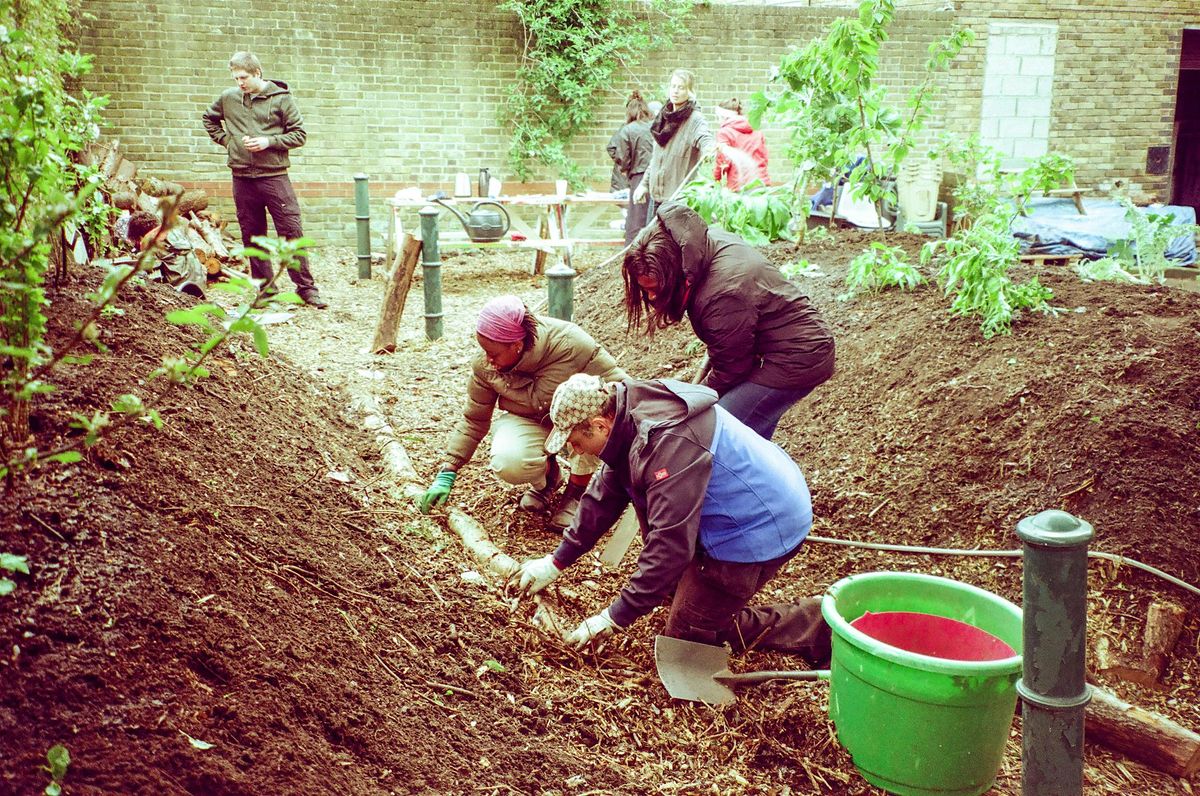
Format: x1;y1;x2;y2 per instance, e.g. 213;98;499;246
0;552;30;596
43;744;70;796
840;241;924;300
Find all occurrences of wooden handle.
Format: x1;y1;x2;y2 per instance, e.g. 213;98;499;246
714;670;831;687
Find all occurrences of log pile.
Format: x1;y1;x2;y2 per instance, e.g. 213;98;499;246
80;139;240;276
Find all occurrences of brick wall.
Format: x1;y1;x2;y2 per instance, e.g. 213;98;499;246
75;0;1196;242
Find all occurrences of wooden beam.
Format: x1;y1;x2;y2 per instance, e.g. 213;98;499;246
1086;684;1200;778
370;233;422;355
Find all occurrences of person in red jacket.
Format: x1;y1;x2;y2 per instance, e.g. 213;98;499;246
713;98;770;191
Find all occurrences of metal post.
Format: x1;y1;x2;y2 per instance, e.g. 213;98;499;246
419;206;443;340
1015;510;1094;796
546;259;576;322
354;173;371;279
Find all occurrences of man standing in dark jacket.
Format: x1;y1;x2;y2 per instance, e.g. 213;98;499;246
514;373;830;662
202;51;326;308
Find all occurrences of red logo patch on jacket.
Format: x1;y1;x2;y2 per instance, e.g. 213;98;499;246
654;468;669;481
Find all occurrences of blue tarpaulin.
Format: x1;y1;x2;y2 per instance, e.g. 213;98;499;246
1011;197;1197;265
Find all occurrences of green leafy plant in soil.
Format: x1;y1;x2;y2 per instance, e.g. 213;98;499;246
841;240;924;299
747;0;971;236
1074;198;1200;286
0;8;108;459
42;744;69;796
677;177;793;245
922;209;1053;338
3;194;312;481
933;135;1077;231
499;0;690;185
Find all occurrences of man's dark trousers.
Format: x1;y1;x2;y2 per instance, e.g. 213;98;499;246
231;174;317;295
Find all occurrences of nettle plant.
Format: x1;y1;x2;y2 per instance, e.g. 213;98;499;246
748;0;972;235
499;0;690;185
932;134;1077;230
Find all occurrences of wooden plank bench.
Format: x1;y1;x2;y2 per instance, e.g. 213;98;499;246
1018;253;1081;267
1043;185;1087;215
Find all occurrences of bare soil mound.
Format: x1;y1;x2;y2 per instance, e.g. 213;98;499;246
3;231;1199;795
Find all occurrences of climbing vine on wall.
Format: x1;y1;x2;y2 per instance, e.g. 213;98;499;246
499;0;692;185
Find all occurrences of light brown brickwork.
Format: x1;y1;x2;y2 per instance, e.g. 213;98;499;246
74;1;1197;240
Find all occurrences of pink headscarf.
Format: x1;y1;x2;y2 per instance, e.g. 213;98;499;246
476;295;527;343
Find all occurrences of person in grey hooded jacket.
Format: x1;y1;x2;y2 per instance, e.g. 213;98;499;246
203;51;325;308
513;374;830;660
621;201;835;439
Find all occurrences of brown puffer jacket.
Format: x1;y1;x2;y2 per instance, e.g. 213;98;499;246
443;315;627;468
656;201;835;394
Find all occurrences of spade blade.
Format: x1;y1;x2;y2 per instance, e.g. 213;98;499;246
653;635;737;705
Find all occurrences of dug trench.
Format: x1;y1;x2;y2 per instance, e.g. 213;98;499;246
1;230;1199;795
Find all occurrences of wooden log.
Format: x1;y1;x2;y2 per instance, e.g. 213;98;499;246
114;157;138;182
111;191;138;211
189;213;230;259
1142;601;1188;682
177;189;209;217
137;176;184;198
1087;685;1200;778
350;393;569;638
184;226;213;260
1096;600;1188;688
100;140;122;181
371;233;422;354
136;192;159;215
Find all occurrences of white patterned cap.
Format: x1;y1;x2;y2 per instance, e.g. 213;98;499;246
545;373;611;455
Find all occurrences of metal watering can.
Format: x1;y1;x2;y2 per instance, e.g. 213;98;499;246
434;197;510;243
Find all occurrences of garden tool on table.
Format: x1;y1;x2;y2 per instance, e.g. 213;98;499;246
653;635;829;706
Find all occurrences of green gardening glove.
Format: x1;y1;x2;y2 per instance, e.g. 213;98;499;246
417;470;457;514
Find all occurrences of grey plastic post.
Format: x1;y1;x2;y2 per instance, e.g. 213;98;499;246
419;206;443;340
1015;510;1094;796
546;260;576;322
354;174;371;279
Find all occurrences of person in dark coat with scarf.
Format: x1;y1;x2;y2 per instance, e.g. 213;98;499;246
621;202;835;440
607;90;654;245
632;69;715;219
512;374;831;660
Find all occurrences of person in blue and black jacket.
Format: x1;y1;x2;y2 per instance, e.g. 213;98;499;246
513;373;830;662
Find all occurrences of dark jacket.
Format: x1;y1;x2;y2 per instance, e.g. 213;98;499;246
657;202;835;394
203;79;306;178
607;120;653;182
553;379;719;627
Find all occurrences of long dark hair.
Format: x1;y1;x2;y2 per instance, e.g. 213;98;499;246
622;222;688;334
626;90;651;124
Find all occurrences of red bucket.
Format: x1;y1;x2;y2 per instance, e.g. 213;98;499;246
850;611;1016;662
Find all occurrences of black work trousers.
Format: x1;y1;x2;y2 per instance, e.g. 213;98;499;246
663;542;832;665
231;174;317;295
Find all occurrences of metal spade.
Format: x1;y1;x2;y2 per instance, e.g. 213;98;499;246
653;635;830;705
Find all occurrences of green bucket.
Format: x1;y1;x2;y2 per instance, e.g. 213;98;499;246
822;572;1023;796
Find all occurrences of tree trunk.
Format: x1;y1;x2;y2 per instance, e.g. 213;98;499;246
371;233;422;354
1086;685;1200;778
